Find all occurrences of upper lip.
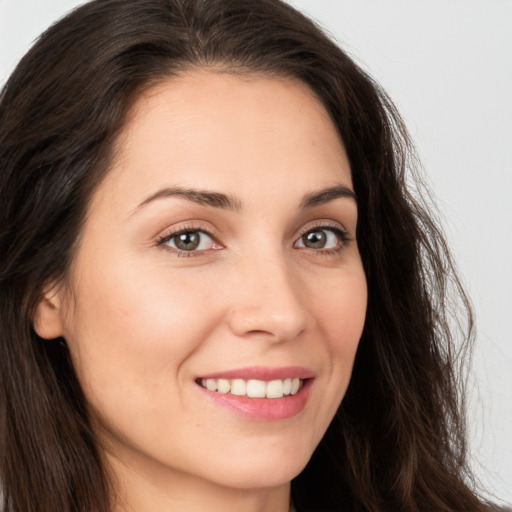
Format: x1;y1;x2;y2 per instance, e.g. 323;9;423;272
197;366;316;381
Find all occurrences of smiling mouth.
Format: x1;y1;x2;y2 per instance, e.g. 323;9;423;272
196;377;305;399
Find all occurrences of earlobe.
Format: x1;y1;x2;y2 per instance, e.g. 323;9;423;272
33;285;66;340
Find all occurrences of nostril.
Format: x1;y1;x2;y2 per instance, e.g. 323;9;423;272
225;269;307;341
227;307;306;342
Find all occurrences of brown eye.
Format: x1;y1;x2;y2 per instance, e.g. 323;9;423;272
295;227;345;250
164;230;214;251
302;230;327;249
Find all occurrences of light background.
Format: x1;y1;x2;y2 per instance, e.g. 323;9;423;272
1;0;511;505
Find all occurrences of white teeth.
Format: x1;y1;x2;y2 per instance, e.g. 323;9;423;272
282;378;292;395
247;379;266;398
199;377;305;398
266;379;284;399
230;379;247;396
205;379;218;391
217;379;231;394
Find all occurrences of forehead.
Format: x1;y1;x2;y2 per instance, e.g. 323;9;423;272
98;70;352;212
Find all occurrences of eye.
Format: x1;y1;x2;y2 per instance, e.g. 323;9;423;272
160;229;216;252
295;227;346;250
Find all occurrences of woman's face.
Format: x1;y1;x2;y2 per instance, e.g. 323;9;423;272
39;71;367;493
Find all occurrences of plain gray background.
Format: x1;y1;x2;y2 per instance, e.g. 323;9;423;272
1;0;511;504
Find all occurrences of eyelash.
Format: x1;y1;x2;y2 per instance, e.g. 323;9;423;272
157;224;218;258
296;223;352;256
156;222;352;257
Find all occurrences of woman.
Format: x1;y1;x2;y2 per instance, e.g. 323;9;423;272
0;0;499;511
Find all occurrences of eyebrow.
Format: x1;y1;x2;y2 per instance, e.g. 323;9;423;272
134;186;243;213
300;185;357;208
133;183;356;215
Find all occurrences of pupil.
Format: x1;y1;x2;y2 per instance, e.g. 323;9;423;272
176;232;200;250
304;231;326;249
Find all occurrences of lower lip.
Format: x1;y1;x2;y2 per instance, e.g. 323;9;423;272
197;379;313;421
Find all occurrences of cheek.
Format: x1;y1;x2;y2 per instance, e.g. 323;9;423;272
318;266;367;348
313;265;367;389
63;257;220;403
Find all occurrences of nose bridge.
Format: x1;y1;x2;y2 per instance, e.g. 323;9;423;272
227;247;307;341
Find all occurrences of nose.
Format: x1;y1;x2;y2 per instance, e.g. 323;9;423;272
226;254;308;343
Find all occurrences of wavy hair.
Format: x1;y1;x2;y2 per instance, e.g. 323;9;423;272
0;0;491;511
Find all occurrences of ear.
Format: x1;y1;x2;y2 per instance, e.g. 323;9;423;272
33;284;66;340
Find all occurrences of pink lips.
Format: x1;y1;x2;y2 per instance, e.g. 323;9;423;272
196;366;315;421
199;366;315;381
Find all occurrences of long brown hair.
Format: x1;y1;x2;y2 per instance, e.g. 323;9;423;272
0;1;492;511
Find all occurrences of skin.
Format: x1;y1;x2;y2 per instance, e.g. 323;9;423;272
35;71;367;512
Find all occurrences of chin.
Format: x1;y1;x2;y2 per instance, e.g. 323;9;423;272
212;465;305;490
200;442;314;490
